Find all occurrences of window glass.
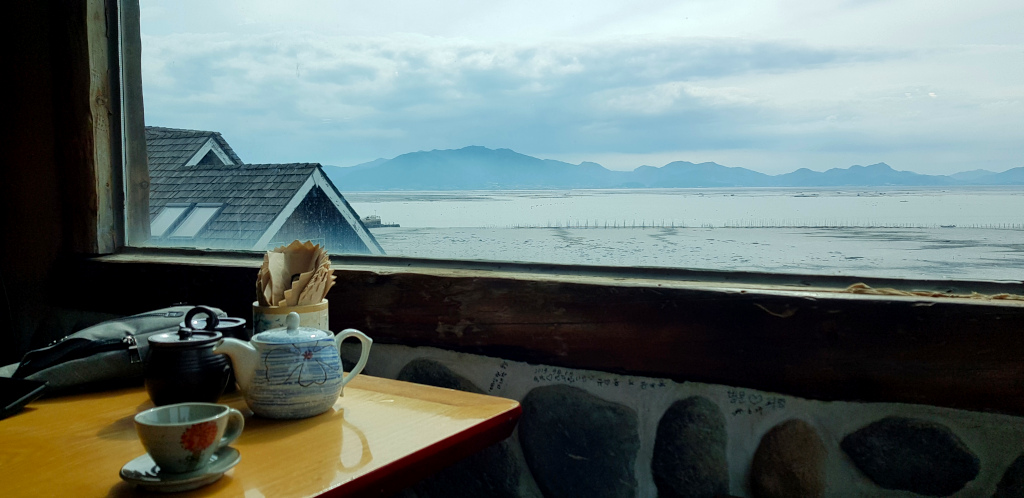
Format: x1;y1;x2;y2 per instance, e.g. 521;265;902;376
196;150;224;166
150;205;188;237
169;206;220;238
137;1;1024;281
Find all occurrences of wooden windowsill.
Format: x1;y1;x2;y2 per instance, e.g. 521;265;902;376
74;248;1024;416
96;247;1024;307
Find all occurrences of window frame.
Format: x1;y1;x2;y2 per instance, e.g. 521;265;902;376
149;203;191;238
81;0;1024;417
167;203;222;238
149;202;225;240
119;0;150;248
109;0;1023;296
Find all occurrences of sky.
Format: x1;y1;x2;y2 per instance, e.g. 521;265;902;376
139;0;1024;175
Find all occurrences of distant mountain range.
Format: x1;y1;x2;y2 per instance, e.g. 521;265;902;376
324;146;1024;190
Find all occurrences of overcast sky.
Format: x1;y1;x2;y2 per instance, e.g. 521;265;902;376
139;0;1023;175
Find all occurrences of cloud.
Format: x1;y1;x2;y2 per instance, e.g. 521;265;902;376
139;3;1024;173
143;33;892;156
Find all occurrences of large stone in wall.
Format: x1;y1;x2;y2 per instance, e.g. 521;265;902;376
651;396;729;498
397;358;520;498
519;384;641;498
994;453;1024;498
405;442;521;498
397;357;485;394
750;419;826;498
841;416;980;496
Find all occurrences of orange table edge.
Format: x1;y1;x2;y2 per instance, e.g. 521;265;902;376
0;375;522;497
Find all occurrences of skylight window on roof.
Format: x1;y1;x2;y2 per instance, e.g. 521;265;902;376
169;205;221;238
150;205;189;237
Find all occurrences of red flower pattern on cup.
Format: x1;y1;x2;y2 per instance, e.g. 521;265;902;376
180;421;218;455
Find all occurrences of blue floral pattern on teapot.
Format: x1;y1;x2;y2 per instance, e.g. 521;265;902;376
214;312;372;419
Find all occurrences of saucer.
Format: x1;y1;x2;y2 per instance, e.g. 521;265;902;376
120;446;241;493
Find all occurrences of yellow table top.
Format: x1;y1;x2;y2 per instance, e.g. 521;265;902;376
0;375;521;497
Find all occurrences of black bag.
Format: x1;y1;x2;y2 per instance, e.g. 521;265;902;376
12;305;227;393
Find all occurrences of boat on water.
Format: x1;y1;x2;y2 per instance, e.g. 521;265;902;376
361;215;400;228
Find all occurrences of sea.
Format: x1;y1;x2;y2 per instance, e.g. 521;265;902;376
344;186;1024;282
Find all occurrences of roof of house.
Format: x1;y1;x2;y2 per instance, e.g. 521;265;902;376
145;127;383;253
150;162;318;247
145;126;243;171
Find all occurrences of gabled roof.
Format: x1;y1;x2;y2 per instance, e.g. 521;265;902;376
150;162;315;246
145;126;383;253
145;126;243;171
149;162;383;253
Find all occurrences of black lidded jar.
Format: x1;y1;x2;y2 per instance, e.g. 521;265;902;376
144;306;232;406
180;311;248;392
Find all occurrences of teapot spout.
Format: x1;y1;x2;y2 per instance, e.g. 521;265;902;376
213;338;257;392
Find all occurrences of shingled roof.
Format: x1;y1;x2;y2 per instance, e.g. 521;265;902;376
145;126;243;171
145;127;383;254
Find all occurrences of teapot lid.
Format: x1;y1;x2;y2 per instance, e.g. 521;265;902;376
253;312;332;344
150;306;224;348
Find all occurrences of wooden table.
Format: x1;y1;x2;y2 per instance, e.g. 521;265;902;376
0;375;521;497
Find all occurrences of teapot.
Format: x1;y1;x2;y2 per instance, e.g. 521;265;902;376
213;312;372;419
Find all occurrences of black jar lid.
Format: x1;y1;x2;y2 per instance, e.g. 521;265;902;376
181;316;245;331
149;329;222;348
179;306;246;339
151;306;224;348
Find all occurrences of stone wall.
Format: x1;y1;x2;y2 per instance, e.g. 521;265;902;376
343;343;1024;498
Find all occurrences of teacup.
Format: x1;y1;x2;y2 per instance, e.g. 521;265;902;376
134;403;244;474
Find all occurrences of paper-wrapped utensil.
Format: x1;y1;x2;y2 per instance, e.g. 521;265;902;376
256;240;334;307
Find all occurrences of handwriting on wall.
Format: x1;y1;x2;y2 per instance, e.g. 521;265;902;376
488;361;510;392
489;366;786;416
516;366;668;391
728;389;786;416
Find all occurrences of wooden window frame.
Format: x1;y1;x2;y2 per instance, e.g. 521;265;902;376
81;0;1024;417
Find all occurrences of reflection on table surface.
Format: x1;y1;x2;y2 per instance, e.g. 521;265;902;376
0;375;521;497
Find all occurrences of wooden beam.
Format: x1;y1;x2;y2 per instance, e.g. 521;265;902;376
50;0;122;254
119;0;150;246
51;0;98;254
87;0;121;253
326;268;1024;414
64;256;1024;416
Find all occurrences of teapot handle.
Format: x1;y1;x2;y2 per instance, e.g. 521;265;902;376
335;328;373;391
